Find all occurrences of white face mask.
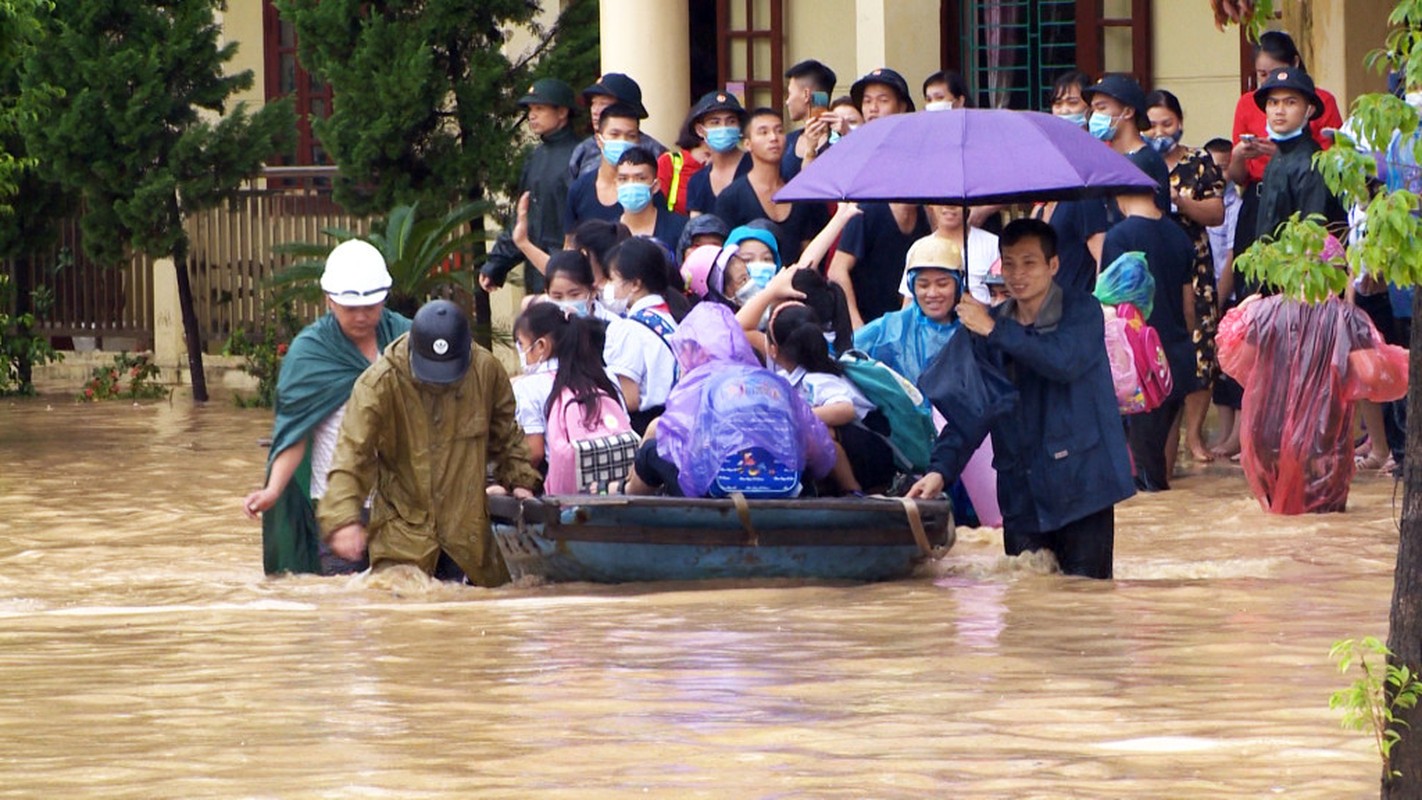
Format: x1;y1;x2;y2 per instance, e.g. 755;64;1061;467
733;281;761;307
601;282;629;317
925;100;953;112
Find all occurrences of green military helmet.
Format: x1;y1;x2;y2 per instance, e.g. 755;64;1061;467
518;78;577;112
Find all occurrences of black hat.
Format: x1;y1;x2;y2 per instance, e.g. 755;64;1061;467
582;73;649;118
851;68;916;113
518;78;577;111
1082;74;1149;127
689;90;747;126
409;300;472;385
1254;67;1324;120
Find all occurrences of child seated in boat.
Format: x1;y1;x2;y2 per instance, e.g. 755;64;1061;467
853;235;966;383
512;301;631;493
766;302;897;494
623;303;837;497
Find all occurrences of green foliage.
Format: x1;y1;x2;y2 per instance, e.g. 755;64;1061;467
222;302;301;409
0;0;50;212
1233;1;1422;305
1233;213;1350;303
0;272;59;395
274;0;600;215
17;0;295;267
1331;637;1422;778
77;352;167;402
269;201;488;317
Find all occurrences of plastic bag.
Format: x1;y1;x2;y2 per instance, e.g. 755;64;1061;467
1103;309;1147;413
1093;251;1156;319
1218;295;1396;514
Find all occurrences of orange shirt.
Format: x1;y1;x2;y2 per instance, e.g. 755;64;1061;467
1231;87;1344;185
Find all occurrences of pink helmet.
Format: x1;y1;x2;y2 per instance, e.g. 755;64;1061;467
681;244;737;299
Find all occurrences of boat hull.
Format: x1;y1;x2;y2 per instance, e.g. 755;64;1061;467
490;495;954;584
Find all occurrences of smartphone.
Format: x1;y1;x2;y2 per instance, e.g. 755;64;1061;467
811;90;830;112
1239;133;1257;143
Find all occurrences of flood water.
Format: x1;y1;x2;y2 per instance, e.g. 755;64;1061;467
0;396;1401;798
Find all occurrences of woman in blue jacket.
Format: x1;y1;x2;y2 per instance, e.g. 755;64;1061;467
908;219;1134;579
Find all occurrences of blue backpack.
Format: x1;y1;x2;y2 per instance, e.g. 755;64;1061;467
838;349;936;473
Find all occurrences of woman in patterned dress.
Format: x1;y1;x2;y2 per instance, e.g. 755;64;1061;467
1146;90;1226;463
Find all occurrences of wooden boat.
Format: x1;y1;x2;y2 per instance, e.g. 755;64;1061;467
488;493;954;584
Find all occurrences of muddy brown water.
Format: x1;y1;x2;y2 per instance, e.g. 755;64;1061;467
0;396;1401;798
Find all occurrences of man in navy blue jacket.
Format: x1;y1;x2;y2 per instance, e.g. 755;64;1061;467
909;218;1135;578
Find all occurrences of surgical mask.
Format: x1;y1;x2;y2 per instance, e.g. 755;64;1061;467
828;130;841;144
1148;131;1182;154
1088;112;1119;141
1268;124;1306;142
704;126;741;153
617;182;653;213
552;298;592;318
925;100;953;112
601;282;629;316
601;139;633;166
745;260;776;290
1407;91;1422;112
733;280;762;307
1057;111;1088;129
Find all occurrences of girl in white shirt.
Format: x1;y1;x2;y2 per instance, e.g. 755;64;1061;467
602;237;691;432
766;302;897;494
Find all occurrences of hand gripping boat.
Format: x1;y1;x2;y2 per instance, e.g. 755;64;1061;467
489;494;955;584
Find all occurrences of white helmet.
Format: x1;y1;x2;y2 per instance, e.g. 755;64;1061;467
320;240;392;307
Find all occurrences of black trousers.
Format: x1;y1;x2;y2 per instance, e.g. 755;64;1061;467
1127;393;1185;492
1004;506;1115;579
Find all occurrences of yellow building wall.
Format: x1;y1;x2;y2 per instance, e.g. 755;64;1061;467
216;5;266;110
1282;0;1390;114
784;0;857;99
1152;0;1241;143
882;0;942;102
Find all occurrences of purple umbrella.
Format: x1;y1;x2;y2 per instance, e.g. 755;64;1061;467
775;108;1158;206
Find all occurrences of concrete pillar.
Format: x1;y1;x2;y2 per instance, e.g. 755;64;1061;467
151;257;184;373
850;0;939;103
1281;0;1390;111
599;0;689;147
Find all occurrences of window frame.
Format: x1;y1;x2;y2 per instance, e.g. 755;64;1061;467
716;0;785;113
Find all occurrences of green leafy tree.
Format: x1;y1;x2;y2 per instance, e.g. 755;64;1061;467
0;0;72;392
274;0;599;337
1230;2;1422;795
17;0;294;402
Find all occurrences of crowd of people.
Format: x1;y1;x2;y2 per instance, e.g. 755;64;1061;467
244;30;1412;585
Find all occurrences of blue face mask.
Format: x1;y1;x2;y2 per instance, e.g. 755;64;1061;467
1088;112;1118;142
745;260;776;290
617;182;653;213
601;139;633;166
827;130;841;145
704;126;741;153
1268;124;1306;142
552;298;592;318
1057;111;1088;129
1148;131;1182;154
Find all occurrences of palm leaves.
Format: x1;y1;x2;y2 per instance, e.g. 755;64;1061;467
270;201;490;318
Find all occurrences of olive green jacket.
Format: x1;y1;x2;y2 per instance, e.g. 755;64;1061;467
318;334;541;586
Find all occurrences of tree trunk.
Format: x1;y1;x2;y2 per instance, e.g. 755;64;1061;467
1384;289;1422;798
173;248;209;402
14;255;32;388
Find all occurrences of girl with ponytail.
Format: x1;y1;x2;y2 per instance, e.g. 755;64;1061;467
512;302;631;492
766;303;897;494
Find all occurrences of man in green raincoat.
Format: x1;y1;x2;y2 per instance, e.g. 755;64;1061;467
319;300;541;586
243;240;410;575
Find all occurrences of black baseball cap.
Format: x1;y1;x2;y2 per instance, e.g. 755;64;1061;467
851;68;916;112
689;90;747;126
1082;74;1149;127
518;78;577;111
409;300;472;385
582;73;649;118
1254;67;1324;120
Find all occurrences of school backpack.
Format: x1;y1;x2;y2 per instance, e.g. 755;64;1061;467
699;369;804;498
1104;302;1172;415
838;349;937;473
543;387;638;494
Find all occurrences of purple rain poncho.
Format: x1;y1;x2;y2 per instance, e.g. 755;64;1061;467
654;303;837;497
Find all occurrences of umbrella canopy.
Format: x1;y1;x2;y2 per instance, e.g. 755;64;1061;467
775;108;1159;206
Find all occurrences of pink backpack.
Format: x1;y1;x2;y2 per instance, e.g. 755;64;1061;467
543;387;637;494
1104;302;1172;415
